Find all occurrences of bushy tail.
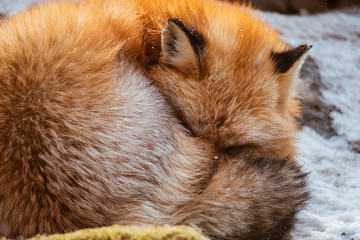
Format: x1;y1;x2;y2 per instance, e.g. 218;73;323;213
179;155;309;240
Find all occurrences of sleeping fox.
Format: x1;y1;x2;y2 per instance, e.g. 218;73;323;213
0;0;308;239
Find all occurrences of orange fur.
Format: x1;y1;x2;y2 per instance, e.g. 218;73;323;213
0;0;308;239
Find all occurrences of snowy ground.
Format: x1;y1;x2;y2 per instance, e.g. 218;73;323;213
1;1;359;239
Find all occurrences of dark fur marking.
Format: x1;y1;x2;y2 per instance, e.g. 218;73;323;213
271;44;312;73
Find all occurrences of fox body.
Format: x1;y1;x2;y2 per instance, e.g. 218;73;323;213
0;0;308;239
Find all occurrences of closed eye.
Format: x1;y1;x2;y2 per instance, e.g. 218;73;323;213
216;116;226;128
222;144;258;157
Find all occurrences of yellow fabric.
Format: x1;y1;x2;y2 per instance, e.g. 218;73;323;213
1;225;209;240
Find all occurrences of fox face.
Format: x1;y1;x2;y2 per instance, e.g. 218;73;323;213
150;11;311;157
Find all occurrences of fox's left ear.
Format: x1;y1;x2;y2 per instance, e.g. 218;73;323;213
160;18;205;77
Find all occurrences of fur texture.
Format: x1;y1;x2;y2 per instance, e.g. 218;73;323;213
0;0;308;239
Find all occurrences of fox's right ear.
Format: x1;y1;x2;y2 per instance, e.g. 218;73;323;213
271;44;312;74
271;44;312;109
160;18;205;77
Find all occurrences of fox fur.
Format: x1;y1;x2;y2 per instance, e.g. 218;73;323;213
0;0;308;239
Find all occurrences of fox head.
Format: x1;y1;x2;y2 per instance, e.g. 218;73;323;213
150;9;311;158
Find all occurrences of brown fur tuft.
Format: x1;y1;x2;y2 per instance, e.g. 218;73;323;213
180;152;309;240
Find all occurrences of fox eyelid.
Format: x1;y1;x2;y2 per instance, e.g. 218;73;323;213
216;117;226;128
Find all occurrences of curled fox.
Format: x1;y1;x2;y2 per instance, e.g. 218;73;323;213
0;0;309;239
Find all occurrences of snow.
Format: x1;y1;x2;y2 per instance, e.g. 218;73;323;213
0;0;40;15
1;1;360;239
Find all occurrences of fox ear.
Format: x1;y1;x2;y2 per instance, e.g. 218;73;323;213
271;45;312;109
271;44;312;74
160;18;205;76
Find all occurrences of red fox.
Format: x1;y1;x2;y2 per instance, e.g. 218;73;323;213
0;0;308;239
